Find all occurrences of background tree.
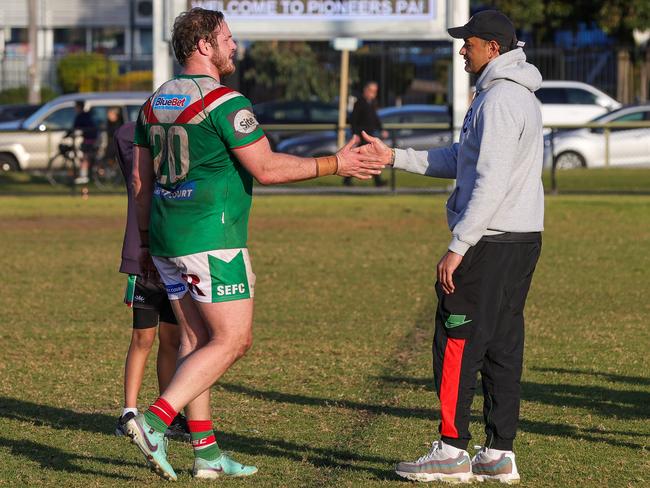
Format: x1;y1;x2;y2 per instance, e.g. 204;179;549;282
474;0;650;45
242;42;340;102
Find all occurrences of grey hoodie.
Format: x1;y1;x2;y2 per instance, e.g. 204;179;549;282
394;49;545;255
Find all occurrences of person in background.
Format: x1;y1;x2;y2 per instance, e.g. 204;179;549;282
69;100;98;185
113;121;190;442
344;81;388;187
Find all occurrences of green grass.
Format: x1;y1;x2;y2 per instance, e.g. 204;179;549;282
3;167;650;194
0;193;649;487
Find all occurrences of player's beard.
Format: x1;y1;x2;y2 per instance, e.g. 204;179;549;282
212;49;235;77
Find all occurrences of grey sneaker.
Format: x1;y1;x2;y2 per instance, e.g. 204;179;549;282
471;446;520;484
115;411;136;437
395;440;474;483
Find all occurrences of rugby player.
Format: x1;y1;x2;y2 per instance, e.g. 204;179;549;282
126;7;385;481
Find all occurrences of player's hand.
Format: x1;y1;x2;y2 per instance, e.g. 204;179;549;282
139;247;159;281
437;250;463;295
354;131;394;166
336;134;386;179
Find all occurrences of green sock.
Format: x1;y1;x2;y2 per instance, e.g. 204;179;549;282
189;420;222;461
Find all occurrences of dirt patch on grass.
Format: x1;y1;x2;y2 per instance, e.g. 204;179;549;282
0;216;124;232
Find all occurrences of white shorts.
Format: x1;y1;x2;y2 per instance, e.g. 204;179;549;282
153;248;255;303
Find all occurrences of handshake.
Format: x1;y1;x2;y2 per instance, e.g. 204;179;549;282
333;131;394;180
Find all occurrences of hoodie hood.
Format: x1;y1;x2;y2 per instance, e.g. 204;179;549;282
476;48;542;93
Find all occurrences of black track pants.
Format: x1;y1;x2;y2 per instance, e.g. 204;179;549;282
433;233;541;451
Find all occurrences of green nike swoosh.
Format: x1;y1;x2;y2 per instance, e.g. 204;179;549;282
444;314;473;329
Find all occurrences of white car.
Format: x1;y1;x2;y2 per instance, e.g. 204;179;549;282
536;80;621;128
0;91;148;172
544;104;650;169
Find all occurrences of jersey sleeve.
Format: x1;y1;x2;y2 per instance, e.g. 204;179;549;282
133;107;148;147
211;95;265;150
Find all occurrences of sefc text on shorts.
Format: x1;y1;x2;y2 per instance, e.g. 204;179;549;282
124;274;178;329
152;248;255;303
432;232;541;452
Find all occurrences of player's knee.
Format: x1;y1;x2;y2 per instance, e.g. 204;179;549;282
234;334;253;359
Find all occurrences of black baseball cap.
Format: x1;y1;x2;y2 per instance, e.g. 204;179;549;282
448;10;519;50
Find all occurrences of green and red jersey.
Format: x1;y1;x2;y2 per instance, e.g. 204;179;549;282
134;75;265;257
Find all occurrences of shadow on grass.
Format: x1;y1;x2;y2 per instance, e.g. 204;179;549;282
0;397;397;480
531;367;650;387
219;382;436;421
0;437;136;480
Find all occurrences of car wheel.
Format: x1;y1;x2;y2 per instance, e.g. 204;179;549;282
554;151;586;170
0;153;19;172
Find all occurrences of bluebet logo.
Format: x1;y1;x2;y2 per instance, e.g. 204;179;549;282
154;181;196;200
166;283;186;294
153;94;191;110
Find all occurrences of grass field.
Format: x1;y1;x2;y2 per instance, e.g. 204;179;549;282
1;192;649;487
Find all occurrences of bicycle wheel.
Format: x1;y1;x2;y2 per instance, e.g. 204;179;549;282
92;158;123;189
46;152;77;186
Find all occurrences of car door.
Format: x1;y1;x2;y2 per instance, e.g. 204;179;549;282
607;109;650;166
22;105;76;169
389;110;451;150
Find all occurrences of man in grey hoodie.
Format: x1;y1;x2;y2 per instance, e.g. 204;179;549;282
357;10;543;484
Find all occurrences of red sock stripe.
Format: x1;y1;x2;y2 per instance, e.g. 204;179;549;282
188;420;213;433
191;434;216;449
440;338;466;438
150;397;177;425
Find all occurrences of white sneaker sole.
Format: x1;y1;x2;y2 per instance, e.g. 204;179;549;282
474;473;520;484
125;418;177;482
396;470;475;483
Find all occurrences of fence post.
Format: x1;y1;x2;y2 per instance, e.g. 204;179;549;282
550;129;558;195
604;127;610;166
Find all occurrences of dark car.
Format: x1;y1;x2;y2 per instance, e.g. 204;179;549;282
0;103;43;123
253;100;342;149
276;105;451;156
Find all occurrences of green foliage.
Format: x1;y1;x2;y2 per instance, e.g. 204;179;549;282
476;0;650;44
0;86;57;104
243;42;339;101
110;70;153;92
56;52;119;93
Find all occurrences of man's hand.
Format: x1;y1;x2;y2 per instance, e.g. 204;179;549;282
336;134;386;179
437;250;463;294
354;131;394;166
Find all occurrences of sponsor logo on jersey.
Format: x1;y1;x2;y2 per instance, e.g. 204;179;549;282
216;283;247;296
154;181;196;200
134;294;146;303
166;283;186;294
153;94;191;110
228;108;258;139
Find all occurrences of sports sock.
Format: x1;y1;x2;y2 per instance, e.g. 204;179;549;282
144;397;177;434
121;407;138;417
188;420;222;461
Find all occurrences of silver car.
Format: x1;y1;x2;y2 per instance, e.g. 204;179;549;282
276;105;451;156
544;104;650;169
0;91;149;172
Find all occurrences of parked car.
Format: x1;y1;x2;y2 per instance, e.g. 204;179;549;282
0;91;148;172
276;105;451;157
544;104;650;169
253;100;341;149
536;80;621;128
0;103;43;123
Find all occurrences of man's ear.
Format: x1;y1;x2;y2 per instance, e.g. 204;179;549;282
196;38;210;56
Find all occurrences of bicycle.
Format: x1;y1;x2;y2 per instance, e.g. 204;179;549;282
45;137;80;186
92;154;123;188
